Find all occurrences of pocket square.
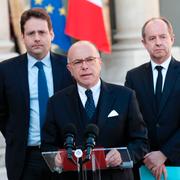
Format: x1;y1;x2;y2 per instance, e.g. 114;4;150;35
108;110;119;118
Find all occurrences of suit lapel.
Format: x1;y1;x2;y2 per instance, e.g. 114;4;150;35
66;86;85;130
143;63;157;114
97;81;115;129
17;54;30;109
50;53;64;92
158;59;180;115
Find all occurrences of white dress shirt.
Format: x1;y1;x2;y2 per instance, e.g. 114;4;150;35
151;57;171;93
77;79;101;108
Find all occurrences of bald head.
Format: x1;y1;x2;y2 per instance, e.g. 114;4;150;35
67;41;100;63
142;17;174;40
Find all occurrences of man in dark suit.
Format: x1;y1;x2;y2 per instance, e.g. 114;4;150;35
42;40;149;180
0;8;72;180
125;17;180;180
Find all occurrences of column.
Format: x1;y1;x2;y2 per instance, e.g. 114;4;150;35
101;0;160;84
114;0;159;50
0;0;18;61
0;1;17;179
0;134;7;180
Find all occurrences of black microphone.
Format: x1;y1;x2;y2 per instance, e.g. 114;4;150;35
83;124;99;162
63;123;77;161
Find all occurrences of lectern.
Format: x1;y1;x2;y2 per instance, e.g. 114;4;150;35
42;147;133;180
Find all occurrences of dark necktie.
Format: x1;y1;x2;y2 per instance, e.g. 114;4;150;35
35;61;49;130
85;89;95;119
155;66;163;111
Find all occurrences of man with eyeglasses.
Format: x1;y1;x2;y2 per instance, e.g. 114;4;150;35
41;40;149;180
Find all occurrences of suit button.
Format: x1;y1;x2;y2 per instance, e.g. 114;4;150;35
156;123;160;127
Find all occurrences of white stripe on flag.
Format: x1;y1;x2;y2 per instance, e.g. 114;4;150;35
87;0;102;8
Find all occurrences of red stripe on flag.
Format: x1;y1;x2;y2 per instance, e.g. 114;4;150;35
66;0;111;53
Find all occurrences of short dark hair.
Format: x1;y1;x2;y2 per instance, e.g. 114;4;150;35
20;8;52;34
142;17;174;39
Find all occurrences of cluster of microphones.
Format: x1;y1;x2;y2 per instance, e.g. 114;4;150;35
63;123;99;164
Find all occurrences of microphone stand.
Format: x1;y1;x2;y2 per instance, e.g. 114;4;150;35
82;150;98;180
75;149;85;180
91;153;97;180
78;156;85;180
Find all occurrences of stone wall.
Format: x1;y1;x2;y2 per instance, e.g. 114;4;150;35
0;133;7;180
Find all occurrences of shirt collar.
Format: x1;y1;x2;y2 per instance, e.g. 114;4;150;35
77;79;101;96
27;52;51;68
151;56;171;71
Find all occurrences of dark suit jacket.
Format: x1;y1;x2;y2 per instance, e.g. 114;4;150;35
125;57;180;165
0;52;73;180
42;81;148;180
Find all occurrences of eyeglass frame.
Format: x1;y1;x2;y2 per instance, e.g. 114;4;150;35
68;56;101;67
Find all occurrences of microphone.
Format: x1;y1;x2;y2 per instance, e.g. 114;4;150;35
63;123;77;161
83;124;99;162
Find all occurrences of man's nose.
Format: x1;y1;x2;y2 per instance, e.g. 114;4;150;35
34;33;40;41
81;60;88;69
155;37;162;45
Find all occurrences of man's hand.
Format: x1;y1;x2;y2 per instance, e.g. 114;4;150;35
151;164;167;180
143;151;167;180
105;149;122;167
143;151;167;170
55;151;63;167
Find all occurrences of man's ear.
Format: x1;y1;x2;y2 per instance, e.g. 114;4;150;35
67;64;73;76
171;34;175;44
50;29;55;41
21;33;25;42
141;39;146;48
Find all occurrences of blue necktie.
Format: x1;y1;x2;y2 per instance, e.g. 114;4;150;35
35;61;49;130
85;89;95;119
155;66;163;111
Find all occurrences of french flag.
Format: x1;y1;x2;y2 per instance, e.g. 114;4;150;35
66;0;111;53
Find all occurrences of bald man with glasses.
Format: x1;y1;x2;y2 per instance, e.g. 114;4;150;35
42;40;149;180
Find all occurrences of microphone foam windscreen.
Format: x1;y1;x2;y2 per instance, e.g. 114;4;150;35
85;124;99;137
63;123;77;137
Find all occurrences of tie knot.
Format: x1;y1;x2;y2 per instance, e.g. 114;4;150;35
85;89;93;98
155;66;163;72
35;61;44;69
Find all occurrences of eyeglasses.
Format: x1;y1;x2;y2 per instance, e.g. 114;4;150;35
70;56;99;67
